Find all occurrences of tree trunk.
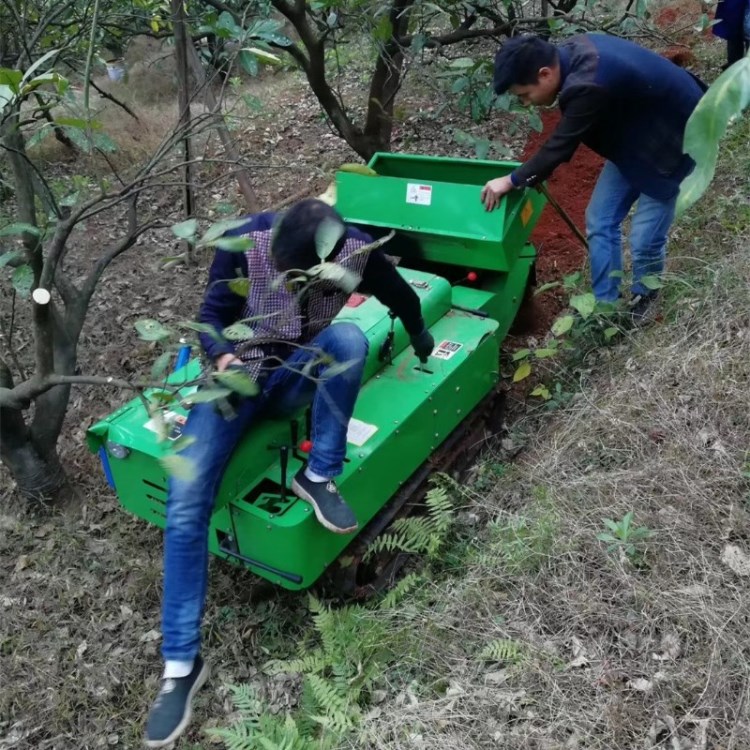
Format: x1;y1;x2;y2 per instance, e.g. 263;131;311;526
363;0;414;155
172;0;195;263
184;41;259;211
0;417;66;499
0;363;65;500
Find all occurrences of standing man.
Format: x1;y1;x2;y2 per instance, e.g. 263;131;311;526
481;34;705;319
713;0;750;70
144;199;434;747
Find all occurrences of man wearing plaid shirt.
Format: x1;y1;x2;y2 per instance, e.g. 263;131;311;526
144;199;434;748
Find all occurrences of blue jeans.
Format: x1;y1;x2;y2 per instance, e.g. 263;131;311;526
585;161;677;302
161;322;368;662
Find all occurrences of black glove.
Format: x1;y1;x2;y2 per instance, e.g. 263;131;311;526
410;328;435;363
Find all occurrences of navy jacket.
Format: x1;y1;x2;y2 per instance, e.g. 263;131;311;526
197;212;425;361
713;0;748;40
512;34;705;200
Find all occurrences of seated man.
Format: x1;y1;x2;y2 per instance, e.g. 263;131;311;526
144;199;434;748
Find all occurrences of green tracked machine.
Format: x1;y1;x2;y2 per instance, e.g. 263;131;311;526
87;153;547;593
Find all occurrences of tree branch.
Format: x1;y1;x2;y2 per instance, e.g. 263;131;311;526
66;61;140;121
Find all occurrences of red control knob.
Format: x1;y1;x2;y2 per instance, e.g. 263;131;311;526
467;271;478;282
299;440;313;453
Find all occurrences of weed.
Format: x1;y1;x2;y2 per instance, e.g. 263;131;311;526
597;511;655;561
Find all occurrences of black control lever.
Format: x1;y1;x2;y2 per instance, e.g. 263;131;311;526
279;445;289;503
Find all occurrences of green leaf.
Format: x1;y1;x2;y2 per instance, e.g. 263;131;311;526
241;47;282;66
181;387;232;405
534;281;560;296
222;322;254;340
621;511;633;534
92;131;117;153
603;519;621;534
0;250;21;268
604;326;619;341
677;57;750;215
215;368;260;396
534;348;557;359
54;116;100;129
151;350;174;380
159;453;196;481
61;126;92;153
0;222;41;238
216;11;242;36
210;235;254;252
314;262;360;292
227;278;250;297
512;348;530;361
238;49;259;76
513;361;531;382
562;271;582;289
597;532;618;543
11;264;34;298
608;269;625;279
21;48;59;86
178;321;222;340
315;217;345;261
338;163;378;177
530;385;551;400
570;293;596;320
322;358;357;379
0;68;23;90
200;219;250;244
373;16;393;42
135;318;171;341
639;275;663;291
551;314;575;336
172;218;198;241
0;83;15;107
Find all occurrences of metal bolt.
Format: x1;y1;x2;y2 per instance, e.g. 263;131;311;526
455;386;460;392
434;432;439;438
358;452;365;458
433;409;438;414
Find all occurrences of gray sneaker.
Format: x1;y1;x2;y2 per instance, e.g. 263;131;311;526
144;656;209;748
291;469;358;534
628;292;659;327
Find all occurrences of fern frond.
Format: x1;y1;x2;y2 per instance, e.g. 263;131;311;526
265;650;327;676
379;572;422;610
228;683;264;719
305;673;356;734
478;638;527;665
208;722;257;750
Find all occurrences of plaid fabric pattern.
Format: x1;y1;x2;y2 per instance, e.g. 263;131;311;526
235;229;371;377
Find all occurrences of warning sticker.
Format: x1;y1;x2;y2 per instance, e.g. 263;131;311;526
520;199;534;227
406;183;433;206
432;340;463;360
346;417;378;447
144;411;187;441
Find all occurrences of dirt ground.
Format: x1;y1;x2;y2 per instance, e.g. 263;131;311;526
0;18;740;750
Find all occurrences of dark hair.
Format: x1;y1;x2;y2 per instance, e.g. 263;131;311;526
271;199;346;272
493;36;558;95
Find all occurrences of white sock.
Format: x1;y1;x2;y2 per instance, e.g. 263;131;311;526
304;467;330;483
163;659;193;679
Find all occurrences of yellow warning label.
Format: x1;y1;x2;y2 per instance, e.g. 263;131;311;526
520;199;534;227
